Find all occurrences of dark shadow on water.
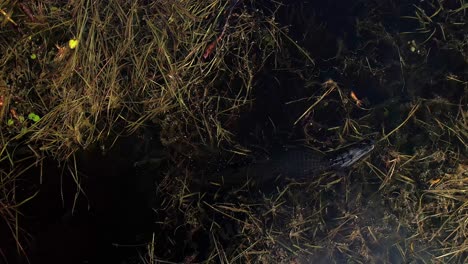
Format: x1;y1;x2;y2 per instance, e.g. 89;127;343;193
12;129;164;264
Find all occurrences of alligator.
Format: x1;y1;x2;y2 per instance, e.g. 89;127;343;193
202;139;375;190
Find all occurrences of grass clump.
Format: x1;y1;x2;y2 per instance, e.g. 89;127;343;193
0;0;282;261
137;0;467;262
1;0;281;158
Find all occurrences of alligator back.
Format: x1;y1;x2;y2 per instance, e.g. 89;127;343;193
203;139;375;189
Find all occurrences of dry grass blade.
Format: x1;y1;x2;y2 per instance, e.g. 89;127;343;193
0;155;41;263
380;102;420;143
294;79;339;125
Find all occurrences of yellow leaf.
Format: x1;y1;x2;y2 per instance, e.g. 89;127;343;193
69;39;79;49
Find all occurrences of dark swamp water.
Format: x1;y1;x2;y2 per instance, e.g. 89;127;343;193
3;0;466;263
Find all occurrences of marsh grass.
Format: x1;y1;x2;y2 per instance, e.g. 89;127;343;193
149;98;466;263
1;0;282;261
137;0;467;261
1;0;281;157
0;0;467;263
0;150;39;263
